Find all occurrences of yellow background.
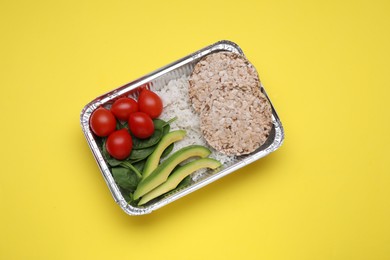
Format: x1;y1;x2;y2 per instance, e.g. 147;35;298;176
1;0;389;259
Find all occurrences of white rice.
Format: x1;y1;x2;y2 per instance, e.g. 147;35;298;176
153;75;235;181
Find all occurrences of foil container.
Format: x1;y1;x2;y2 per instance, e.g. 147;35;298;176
80;40;284;215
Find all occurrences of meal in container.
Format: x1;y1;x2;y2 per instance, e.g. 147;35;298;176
88;50;273;206
81;40;284;215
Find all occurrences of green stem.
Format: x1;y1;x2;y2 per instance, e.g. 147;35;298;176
120;161;142;179
164;116;177;126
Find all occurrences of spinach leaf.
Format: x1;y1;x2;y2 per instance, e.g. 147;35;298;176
161;143;174;158
119;187;133;203
107;158;123;167
129;145;155;160
177;175;192;189
120;161;142;178
132;128;163;149
112;167;140;191
153;118;167;129
133;160;146;173
158;117;176;135
129;157;146;164
162;124;170;135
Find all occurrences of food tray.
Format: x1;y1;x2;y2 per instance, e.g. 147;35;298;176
80;40;284;215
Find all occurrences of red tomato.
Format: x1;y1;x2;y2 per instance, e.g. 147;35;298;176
106;129;133;160
138;89;163;119
128;112;154;139
111;97;138;121
90;107;116;137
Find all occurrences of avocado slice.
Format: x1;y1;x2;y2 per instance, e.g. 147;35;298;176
142;130;186;180
133;145;211;200
138;158;221;205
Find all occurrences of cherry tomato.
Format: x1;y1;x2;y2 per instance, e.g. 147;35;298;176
128;112;154;139
138;89;163;119
111;97;138;121
90;107;116;137
106;129;132;160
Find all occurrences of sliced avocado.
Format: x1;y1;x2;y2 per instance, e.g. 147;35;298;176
142;130;186;180
138;158;221;205
133;145;211;200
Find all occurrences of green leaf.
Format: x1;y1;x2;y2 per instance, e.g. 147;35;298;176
119;187;132;203
132;128;163;149
120;161;142;178
161;143;174;158
177;175;192;189
153;119;167;129
129;157;146;164
129;145;156;160
112;167;140;191
107;158;123;167
162;124;170;135
133;160;146;173
155;117;176;134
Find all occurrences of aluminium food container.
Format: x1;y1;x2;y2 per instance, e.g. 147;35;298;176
80;40;284;215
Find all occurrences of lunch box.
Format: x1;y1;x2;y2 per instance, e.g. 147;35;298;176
80;40;284;215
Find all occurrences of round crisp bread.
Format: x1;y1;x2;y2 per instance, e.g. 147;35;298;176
189;51;273;155
199;84;273;156
189;51;260;113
